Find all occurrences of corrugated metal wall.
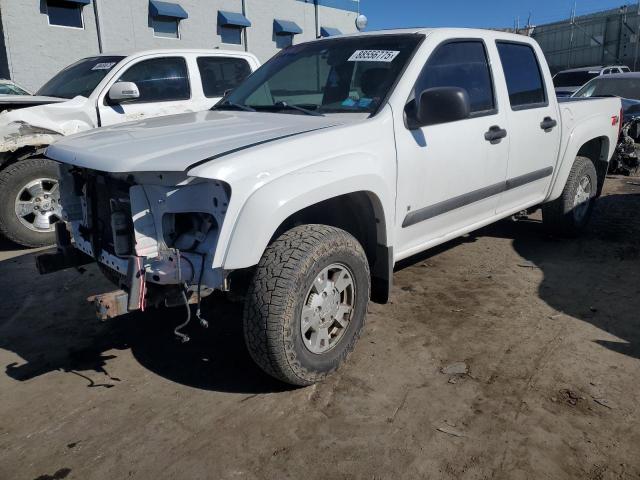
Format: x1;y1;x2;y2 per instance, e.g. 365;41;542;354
532;6;640;74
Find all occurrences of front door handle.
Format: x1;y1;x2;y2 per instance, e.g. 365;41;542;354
540;117;558;130
484;125;508;142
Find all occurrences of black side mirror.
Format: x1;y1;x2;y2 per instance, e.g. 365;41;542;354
407;86;471;129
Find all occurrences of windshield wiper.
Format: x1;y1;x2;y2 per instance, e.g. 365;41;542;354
272;101;325;117
212;101;256;112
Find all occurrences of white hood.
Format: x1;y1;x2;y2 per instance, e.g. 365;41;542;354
0;96;96;136
45;110;345;173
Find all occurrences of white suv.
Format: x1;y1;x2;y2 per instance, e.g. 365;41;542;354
554;65;631;97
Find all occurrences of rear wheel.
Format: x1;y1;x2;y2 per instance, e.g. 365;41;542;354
542;156;597;236
0;158;61;247
243;225;370;386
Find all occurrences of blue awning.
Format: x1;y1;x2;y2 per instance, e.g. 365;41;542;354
320;27;342;37
218;11;252;28
149;1;188;19
274;19;302;35
63;0;90;4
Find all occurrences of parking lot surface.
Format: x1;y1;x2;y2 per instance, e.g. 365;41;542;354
1;177;639;480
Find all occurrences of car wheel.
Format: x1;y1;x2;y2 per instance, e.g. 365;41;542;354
542;155;597;237
0;158;61;247
243;224;371;386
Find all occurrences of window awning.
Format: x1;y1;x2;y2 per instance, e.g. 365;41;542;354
149;0;188;19
274;19;302;35
218;11;252;28
320;27;342;37
62;0;90;4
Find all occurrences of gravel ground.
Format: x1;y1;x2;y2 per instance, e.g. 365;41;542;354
0;176;639;480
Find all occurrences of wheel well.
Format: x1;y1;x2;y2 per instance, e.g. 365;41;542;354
0;146;46;170
273;192;392;304
577;137;610;196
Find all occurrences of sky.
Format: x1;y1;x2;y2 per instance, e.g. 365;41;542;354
361;0;640;31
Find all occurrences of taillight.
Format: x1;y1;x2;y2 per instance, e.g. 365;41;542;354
617;107;624;136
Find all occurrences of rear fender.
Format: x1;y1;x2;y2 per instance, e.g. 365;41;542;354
547;118;613;201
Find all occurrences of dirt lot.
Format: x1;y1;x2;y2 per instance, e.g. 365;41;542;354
0;176;639;480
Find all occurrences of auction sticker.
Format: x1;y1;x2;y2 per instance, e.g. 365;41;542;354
348;50;400;62
92;62;117;71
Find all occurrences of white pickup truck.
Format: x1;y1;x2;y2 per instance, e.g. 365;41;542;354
0;49;259;247
40;29;621;386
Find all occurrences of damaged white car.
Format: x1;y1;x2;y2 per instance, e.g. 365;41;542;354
0;49;258;247
40;29;621;386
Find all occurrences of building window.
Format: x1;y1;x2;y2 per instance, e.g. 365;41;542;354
149;1;188;39
274;19;302;50
220;27;242;45
218;11;251;46
276;35;293;49
152;16;179;38
46;0;85;29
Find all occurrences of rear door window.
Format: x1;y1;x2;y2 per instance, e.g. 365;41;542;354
496;42;546;109
117;57;190;103
416;40;496;115
197;57;252;98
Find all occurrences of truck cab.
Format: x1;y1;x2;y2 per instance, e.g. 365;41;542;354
0;49;259;247
42;29;621;386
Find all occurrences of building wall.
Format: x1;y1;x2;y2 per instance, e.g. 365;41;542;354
0;0;359;92
0;0;101;91
532;7;640;74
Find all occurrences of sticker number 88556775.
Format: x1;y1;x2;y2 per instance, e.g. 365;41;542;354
348;50;400;62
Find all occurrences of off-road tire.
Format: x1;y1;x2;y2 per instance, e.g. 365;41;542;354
243;225;370;386
0;158;59;247
542;156;597;237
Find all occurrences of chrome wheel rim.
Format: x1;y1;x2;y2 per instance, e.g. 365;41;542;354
300;263;356;355
573;175;592;223
14;178;61;233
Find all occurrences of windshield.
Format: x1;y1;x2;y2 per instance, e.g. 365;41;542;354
0;83;29;95
574;77;640;100
36;56;125;99
222;34;423;115
553;71;599;88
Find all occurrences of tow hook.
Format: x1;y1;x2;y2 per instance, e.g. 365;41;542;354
89;290;130;321
88;256;147;320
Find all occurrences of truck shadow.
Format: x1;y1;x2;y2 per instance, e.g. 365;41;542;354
0;253;290;394
1;189;638;392
480;191;640;360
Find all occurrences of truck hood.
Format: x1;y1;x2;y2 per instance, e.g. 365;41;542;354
45;110;346;173
0;95;67;109
0;95;95;138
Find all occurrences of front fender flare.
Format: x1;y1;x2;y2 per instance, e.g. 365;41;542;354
221;154;394;270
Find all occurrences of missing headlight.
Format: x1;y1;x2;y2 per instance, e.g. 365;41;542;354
162;212;217;252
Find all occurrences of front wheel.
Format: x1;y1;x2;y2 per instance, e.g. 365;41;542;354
243;225;371;386
542;156;597;237
0;158;61;247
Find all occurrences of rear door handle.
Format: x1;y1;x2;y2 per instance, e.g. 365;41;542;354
484;125;508;142
540;117;558;130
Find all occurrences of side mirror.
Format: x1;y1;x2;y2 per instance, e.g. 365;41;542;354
407;86;471;129
108;82;140;103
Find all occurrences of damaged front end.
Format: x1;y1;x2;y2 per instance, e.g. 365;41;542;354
611;117;640;176
37;165;231;323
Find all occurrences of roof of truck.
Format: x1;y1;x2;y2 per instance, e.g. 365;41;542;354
97;48;258;59
557;65;629;73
